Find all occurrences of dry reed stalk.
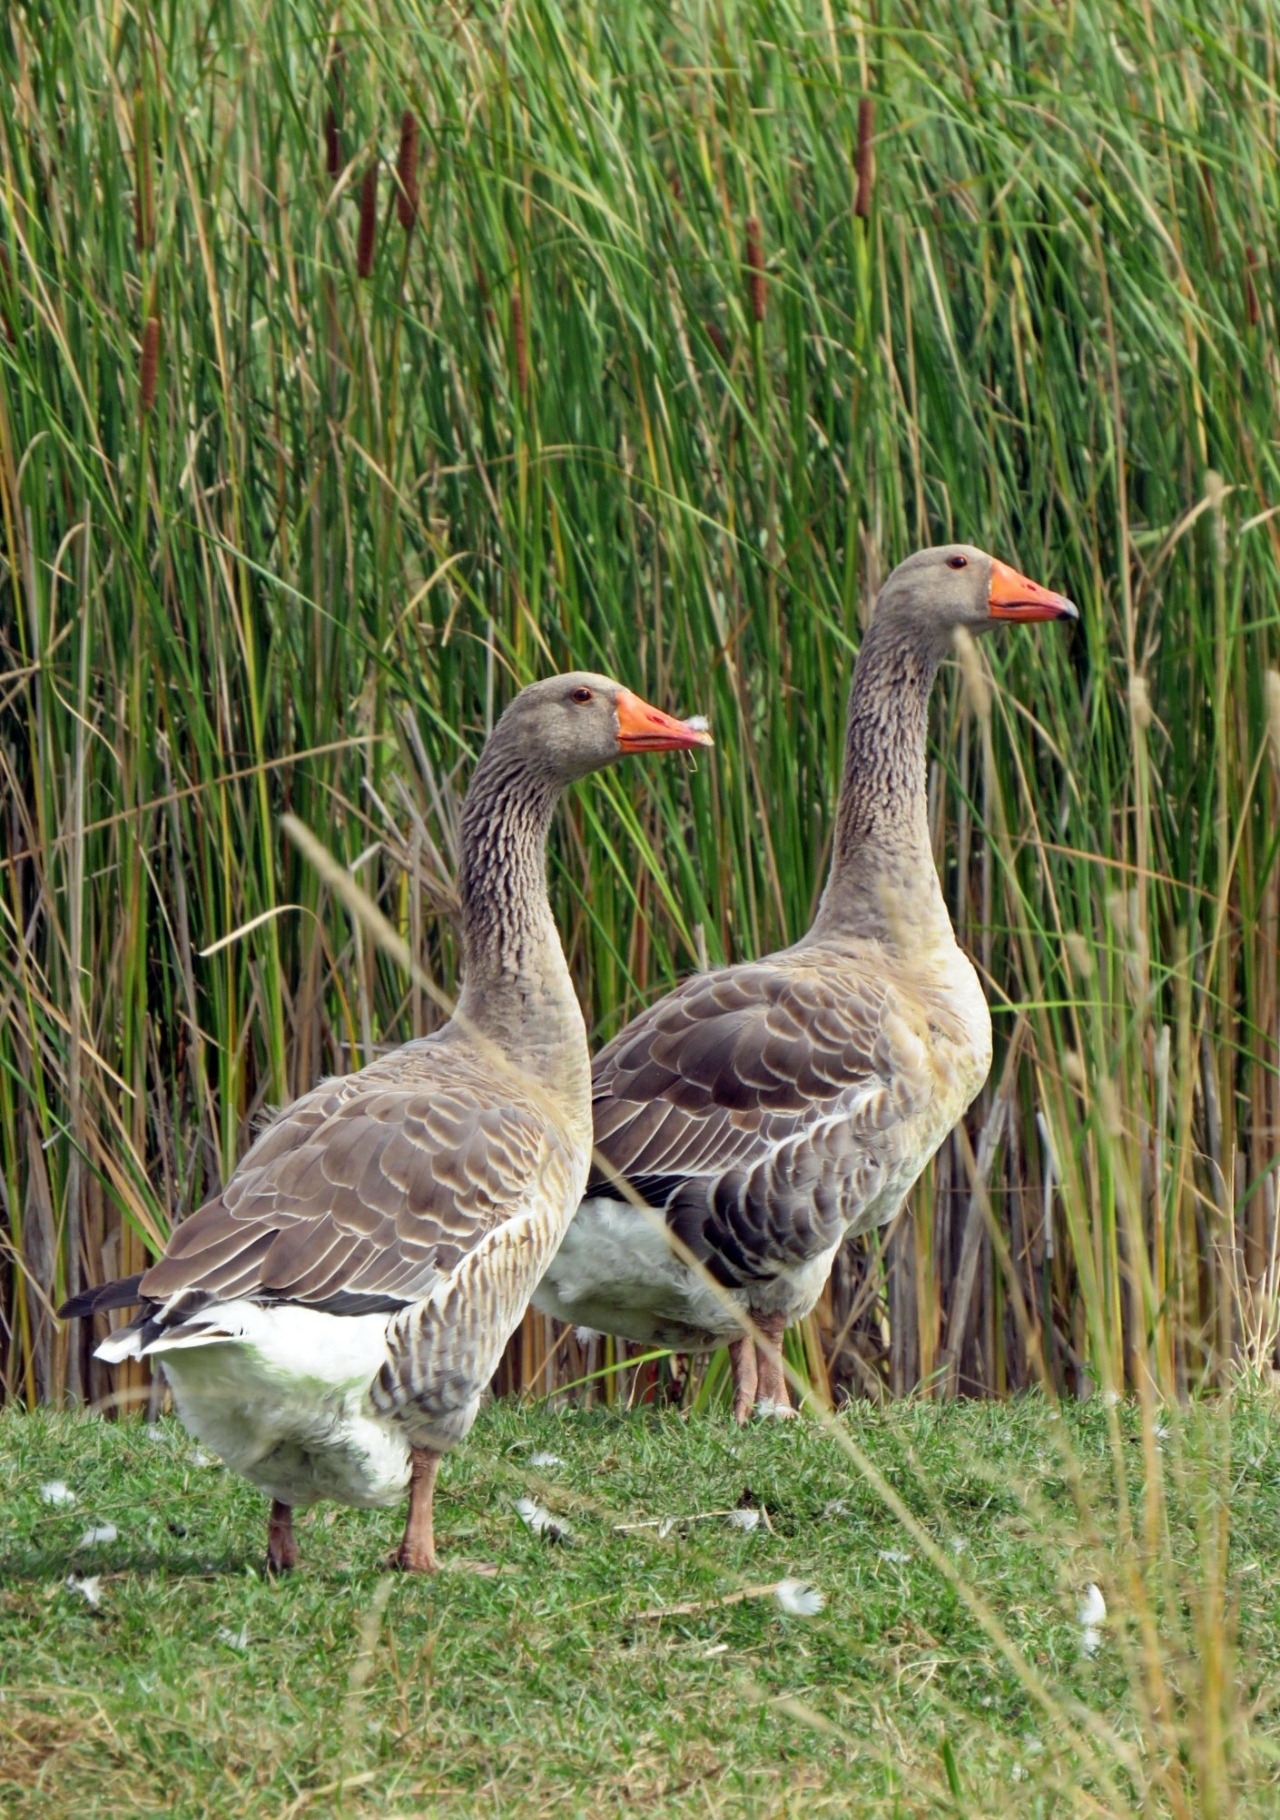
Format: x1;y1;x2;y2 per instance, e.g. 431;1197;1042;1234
396;111;419;230
357;165;378;277
745;216;766;323
854;96;874;218
139;317;160;414
1245;244;1261;326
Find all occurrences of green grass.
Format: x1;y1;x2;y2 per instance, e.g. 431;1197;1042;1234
3;1397;1279;1816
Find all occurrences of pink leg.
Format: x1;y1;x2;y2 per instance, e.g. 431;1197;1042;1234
754;1311;795;1415
389;1447;441;1573
729;1333;758;1425
267;1498;299;1574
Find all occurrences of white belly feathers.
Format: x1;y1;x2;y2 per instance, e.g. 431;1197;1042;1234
99;1301;411;1508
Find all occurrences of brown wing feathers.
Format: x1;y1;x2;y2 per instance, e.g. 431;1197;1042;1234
77;1058;554;1326
586;957;921;1286
589;962;892;1188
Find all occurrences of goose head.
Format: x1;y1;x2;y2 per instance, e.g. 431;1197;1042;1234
493;672;714;785
874;544;1077;658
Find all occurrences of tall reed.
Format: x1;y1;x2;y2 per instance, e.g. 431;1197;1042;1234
0;0;1277;1430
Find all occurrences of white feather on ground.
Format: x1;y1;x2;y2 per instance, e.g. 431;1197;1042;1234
514;1498;572;1542
1079;1582;1107;1655
774;1579;824;1616
77;1524;118;1548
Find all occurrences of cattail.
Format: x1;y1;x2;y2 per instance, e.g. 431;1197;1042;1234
140;315;160;415
1153;1023;1170;1096
325;105;342;178
745;215;766;324
1097;1077;1123;1139
1129;671;1152;733
134;91;153;253
1245;243;1261;327
396;111;419;230
357;164;378;278
706;319;729;362
1064;931;1095;982
854;96;874;219
1205;466;1227;567
512;285;528;393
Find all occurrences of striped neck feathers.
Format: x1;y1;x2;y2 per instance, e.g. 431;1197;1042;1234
809;612;954;952
454;737;588;1090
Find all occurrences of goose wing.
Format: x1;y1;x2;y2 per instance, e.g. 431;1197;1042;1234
588;957;935;1285
140;1039;556;1319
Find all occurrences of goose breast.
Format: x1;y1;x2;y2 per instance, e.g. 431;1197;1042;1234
535;939;990;1346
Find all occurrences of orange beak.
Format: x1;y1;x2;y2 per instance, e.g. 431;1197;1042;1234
615;688;714;753
988;557;1078;622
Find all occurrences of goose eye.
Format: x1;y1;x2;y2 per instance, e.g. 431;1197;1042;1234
571;686;594;704
947;554;968;570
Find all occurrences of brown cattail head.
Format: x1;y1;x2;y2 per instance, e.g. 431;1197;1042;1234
745;216;766;323
1246;243;1261;327
134;91;154;253
140;315;160;415
512;285;528;393
706;319;729;361
855;96;874;219
396;111;420;230
325;106;342;178
357;164;378;278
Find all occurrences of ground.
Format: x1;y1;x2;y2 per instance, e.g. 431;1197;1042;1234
2;1394;1278;1817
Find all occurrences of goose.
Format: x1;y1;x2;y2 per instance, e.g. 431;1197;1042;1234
534;547;1075;1419
61;674;712;1571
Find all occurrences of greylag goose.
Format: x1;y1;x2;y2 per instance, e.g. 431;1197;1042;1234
61;674;712;1571
534;547;1075;1419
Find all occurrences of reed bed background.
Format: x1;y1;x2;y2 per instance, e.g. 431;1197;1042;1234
1;0;1278;1423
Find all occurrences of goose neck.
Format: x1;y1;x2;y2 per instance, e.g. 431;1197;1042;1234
454;742;588;1100
810;614;953;951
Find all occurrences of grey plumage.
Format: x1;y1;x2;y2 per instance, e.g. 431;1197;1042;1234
61;672;712;1568
535;547;1076;1416
588;954;930;1286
